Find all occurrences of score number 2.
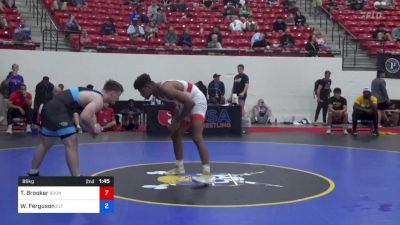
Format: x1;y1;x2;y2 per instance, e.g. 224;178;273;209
99;186;114;213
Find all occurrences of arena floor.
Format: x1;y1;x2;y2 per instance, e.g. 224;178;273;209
1;132;399;225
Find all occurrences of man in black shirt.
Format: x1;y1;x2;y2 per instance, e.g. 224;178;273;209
34;76;54;112
231;64;249;116
314;70;332;125
273;16;287;32
326;88;348;134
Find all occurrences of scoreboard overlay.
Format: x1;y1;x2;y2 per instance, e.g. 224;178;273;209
18;176;114;213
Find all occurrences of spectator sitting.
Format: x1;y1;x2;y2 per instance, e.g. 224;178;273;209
208;73;225;104
314;31;327;47
239;4;252;18
374;0;393;10
130;7;149;23
384;103;399;127
294;11;306;26
305;35;319;57
6;64;24;96
171;0;188;12
100;18;116;36
243;16;258;32
6;84;33;134
288;1;299;14
349;0;364;10
223;2;238;18
152;7;168;24
179;27;193;47
373;24;393;41
13;20;31;41
95;103;117;132
80;29;91;45
120;99;141;130
203;0;213;8
147;0;159;19
127;19;145;40
326;88;348;134
65;14;81;32
352;87;379;136
145;21;159;41
392;27;400;41
280;29;295;48
207;33;222;48
268;0;279;5
326;0;339;12
251;98;271;124
161;0;171;8
273;16;287;32
164;25;178;46
208;25;223;45
51;0;67;11
229;16;244;32
251;31;262;47
0;14;8;29
252;33;271;48
72;0;87;8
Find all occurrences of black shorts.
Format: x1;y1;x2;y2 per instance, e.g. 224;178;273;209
377;102;390;110
41;99;77;139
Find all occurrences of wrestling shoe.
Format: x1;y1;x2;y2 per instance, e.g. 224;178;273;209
192;172;214;185
163;166;185;175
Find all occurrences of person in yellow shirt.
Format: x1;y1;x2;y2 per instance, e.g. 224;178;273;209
352;87;379;136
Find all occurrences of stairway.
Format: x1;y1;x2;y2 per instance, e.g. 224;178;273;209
15;0;71;50
297;0;377;70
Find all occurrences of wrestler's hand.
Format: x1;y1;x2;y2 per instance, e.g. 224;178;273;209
169;118;180;133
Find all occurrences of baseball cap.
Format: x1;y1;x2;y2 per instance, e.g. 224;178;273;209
363;87;371;92
213;73;221;78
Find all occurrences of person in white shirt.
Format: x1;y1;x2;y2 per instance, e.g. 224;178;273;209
229;16;244;32
251;31;262;46
127;19;145;40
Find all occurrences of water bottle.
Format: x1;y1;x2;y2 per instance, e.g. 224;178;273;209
151;96;156;105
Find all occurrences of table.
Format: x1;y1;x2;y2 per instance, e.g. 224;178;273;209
144;104;242;135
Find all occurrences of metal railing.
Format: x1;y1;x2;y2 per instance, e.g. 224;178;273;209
81;44;340;56
297;0;381;69
26;0;62;50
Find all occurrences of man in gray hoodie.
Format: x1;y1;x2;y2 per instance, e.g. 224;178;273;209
371;70;390;127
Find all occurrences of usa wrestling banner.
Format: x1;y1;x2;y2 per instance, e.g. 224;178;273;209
144;104;242;135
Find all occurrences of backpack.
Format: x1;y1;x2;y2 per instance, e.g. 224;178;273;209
313;79;322;96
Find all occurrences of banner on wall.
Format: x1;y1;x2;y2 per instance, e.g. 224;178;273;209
377;54;400;79
144;104;242;135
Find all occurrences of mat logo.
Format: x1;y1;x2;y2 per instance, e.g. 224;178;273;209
142;171;283;190
205;109;232;128
157;110;172;127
